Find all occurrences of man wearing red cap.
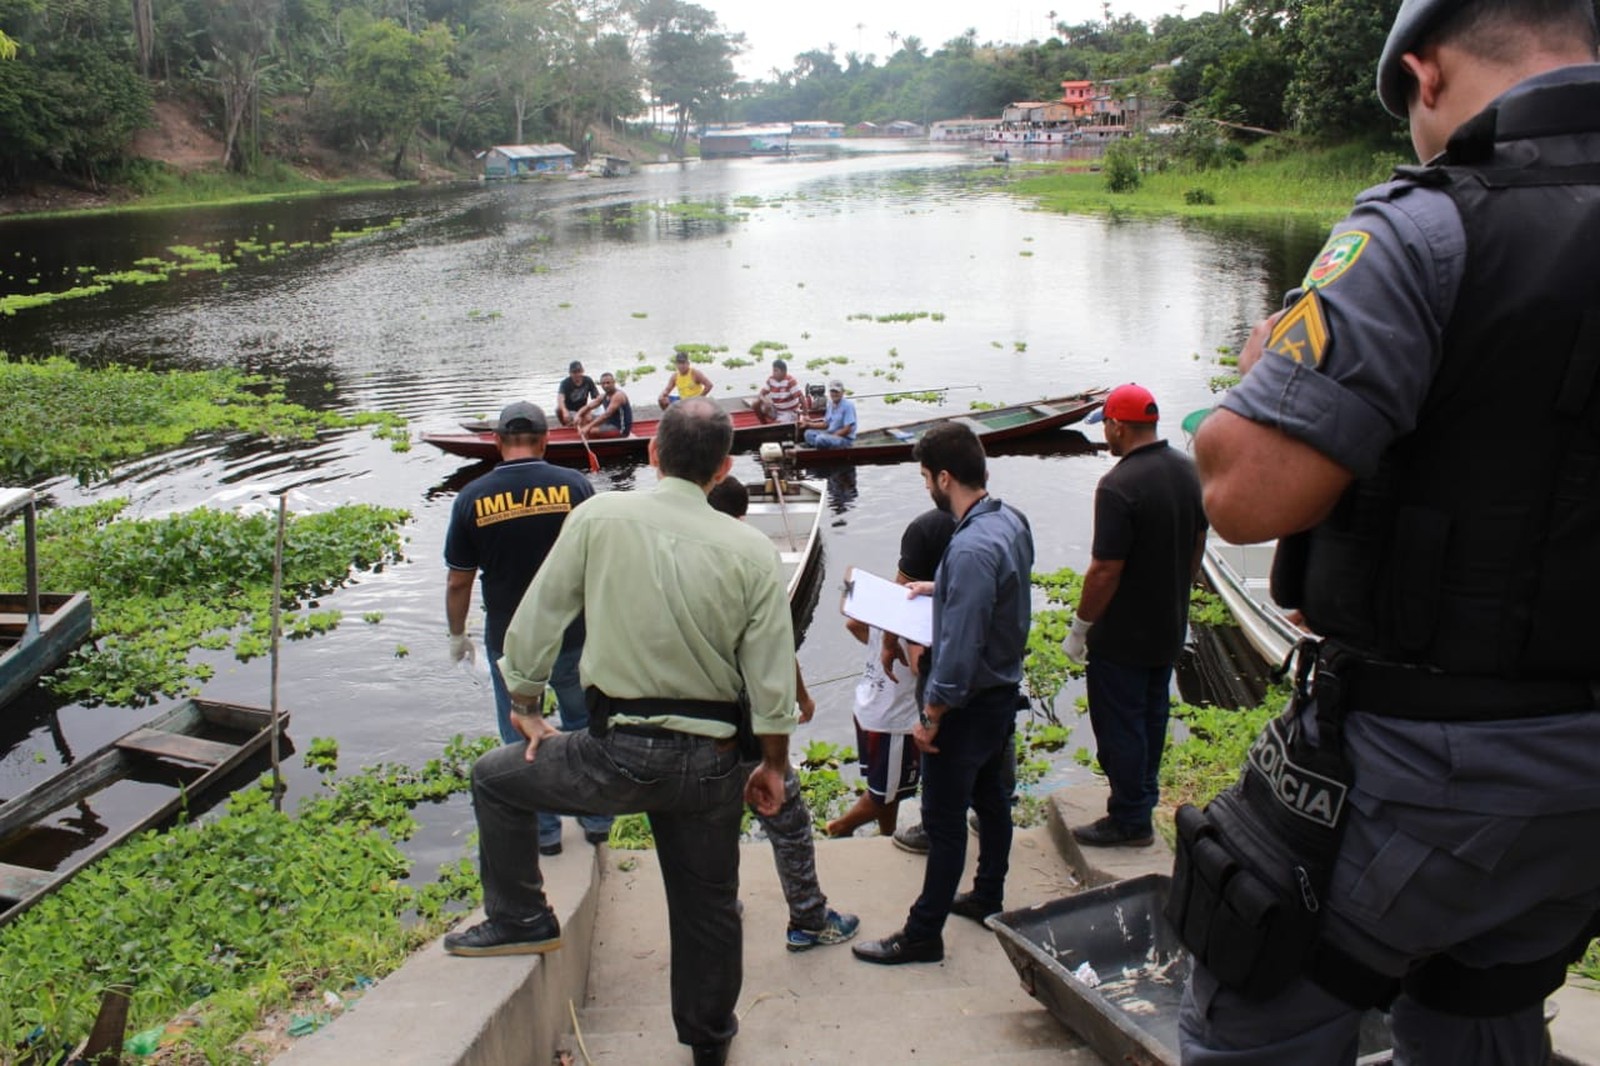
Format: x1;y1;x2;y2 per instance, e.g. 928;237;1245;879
1063;383;1205;848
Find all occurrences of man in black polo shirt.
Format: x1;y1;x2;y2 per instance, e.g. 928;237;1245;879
444;400;611;854
1063;384;1206;848
555;360;598;427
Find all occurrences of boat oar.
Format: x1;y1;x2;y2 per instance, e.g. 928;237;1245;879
576;422;600;474
269;491;287;813
835;384;981;402
771;475;799;553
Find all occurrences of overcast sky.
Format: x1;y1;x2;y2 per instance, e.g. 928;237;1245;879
703;0;1200;81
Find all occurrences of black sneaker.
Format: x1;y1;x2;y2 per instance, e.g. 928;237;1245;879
539;840;563;857
1071;817;1154;848
444;914;563;957
892;822;929;854
948;892;1003;923
584;828;610;846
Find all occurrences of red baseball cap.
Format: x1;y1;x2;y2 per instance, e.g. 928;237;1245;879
1086;383;1159;424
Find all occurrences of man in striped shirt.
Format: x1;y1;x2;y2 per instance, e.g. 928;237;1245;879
757;358;805;423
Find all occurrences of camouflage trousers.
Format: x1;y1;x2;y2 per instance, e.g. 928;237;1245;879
749;767;829;931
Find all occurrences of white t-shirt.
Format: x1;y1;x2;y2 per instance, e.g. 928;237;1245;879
854;626;919;734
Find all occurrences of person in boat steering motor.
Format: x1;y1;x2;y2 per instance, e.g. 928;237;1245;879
657;350;715;409
1180;2;1600;1062
802;380;857;449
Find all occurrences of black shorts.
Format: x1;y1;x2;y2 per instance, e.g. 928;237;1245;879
854;717;921;804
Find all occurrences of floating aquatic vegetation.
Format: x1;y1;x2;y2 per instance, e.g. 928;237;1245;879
0;355;407;484
748;340;789;357
1020;251;1034;257
656;200;748;224
2;499;408;705
1014;341;1028;353
631;311;648;319
329;218;405;241
722;357;752;369
673;343;726;364
971;401;998;411
0;284;112;316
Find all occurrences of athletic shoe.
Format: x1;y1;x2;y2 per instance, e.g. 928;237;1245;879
786;908;861;952
1072;817;1155;848
949;891;1003;923
892;822;929;854
539;840;563;857
584;828;610;846
852;928;944;965
444;913;562;957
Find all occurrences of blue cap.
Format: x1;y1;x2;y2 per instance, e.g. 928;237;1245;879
1378;0;1460;117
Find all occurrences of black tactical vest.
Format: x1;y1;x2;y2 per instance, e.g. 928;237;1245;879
1272;78;1600;678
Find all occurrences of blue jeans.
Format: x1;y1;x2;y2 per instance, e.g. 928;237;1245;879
1086;657;1172;831
905;685;1017;940
803;429;853;448
471;729;746;1048
485;620;613;846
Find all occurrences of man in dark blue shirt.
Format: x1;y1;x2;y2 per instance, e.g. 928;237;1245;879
854;422;1034;965
444;401;611;854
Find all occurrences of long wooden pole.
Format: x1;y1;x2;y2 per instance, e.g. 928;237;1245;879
269;493;286;812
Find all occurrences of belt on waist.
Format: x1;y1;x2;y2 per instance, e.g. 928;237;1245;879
611;723;732;745
604;694;742;726
1335;658;1600;721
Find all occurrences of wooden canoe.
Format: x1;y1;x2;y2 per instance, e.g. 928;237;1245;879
2;487;93;709
0;698;288;928
783;389;1109;466
427;398;797;468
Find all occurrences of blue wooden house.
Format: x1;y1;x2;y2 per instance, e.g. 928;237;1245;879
481;144;577;179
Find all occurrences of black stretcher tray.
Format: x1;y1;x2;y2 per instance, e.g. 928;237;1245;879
987;873;1394;1065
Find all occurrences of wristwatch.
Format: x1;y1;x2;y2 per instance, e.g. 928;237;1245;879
918;708;937;729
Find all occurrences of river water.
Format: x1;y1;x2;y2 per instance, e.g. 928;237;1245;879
0;141;1328;868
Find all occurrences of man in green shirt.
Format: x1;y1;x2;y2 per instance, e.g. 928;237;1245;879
444;398;795;1066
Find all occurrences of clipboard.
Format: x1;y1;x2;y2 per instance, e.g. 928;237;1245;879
840;566;933;646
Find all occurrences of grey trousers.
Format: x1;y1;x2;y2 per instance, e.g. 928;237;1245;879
1178;793;1600;1065
471;729;746;1049
750;767;828;931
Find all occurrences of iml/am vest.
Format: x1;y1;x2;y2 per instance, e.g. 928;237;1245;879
1272;78;1600;679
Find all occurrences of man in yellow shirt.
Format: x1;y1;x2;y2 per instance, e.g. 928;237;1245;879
657;350;715;408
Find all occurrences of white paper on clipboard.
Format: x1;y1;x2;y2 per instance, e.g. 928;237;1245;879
840;566;933;646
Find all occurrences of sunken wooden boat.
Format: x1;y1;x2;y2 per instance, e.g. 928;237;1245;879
428;397;797;468
744;473;827;627
0;698;288;928
783;389;1109;466
1;488;93;709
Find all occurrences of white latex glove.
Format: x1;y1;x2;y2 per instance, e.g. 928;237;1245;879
1062;615;1093;665
448;631;475;665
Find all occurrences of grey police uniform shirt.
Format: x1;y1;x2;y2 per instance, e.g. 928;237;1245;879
1220;64;1600;823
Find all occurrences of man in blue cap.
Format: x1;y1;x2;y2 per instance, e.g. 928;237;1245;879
1182;2;1600;1062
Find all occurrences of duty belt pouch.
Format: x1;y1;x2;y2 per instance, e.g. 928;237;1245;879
734;689;761;762
1165;641;1355;1000
586;688;612;738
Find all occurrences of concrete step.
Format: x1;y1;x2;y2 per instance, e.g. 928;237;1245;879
565;827;1108;1065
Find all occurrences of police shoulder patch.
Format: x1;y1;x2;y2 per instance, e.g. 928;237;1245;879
1303;230;1369;289
1266;291;1329;368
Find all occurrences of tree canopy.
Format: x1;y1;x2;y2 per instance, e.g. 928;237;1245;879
3;0;1534;189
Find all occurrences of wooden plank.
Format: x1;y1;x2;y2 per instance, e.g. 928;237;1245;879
115;729;237;766
0;861;56;902
1030;404;1060;418
0;752;128;833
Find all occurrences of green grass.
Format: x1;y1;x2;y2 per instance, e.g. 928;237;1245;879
1011;140;1408;224
6;162;409;220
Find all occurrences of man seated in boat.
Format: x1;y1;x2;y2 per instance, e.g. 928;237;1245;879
555;360;599;427
755;358;807;423
575;371;633;438
657;350;715;409
802;380;857;449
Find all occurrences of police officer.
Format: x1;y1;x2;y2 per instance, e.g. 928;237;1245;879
1184;1;1600;1062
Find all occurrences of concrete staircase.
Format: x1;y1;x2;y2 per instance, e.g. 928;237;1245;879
559;827;1103;1066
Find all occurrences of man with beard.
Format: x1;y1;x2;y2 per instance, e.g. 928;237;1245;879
1062;383;1205;849
576;371;633;438
853;422;1033;965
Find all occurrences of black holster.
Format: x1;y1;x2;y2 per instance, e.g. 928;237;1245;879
1166;640;1355;1001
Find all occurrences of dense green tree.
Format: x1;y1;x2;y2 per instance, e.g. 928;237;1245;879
1282;0;1401;136
637;0;739;153
324;15;452;173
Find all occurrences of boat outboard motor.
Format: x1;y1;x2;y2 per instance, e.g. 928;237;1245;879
805;383;826;413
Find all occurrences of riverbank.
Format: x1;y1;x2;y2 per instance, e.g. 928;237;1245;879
1009;140;1407;225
